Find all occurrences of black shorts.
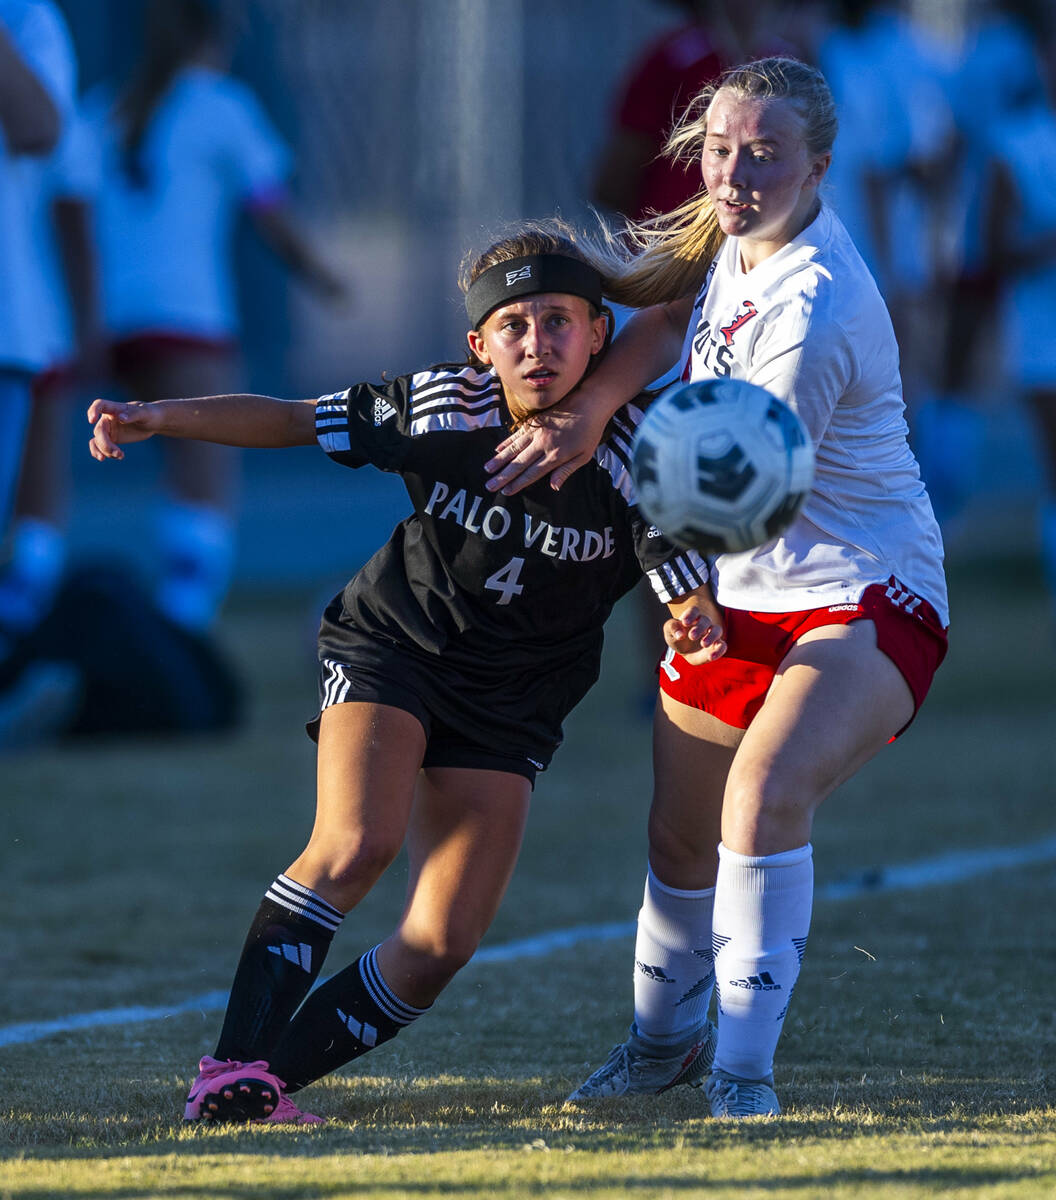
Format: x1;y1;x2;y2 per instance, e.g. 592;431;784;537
306;651;549;787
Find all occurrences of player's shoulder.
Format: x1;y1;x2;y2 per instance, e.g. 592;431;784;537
759;211;882;332
406;362;504;434
593;391;653;502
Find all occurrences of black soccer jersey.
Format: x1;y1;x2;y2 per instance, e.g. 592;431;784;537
314;364;709;758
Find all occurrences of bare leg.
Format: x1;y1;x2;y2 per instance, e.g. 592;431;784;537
267;761;531;1090
721;621;913;855
286;702;427;908
377;765;532;1007
212;701;426;1066
650;693;738;888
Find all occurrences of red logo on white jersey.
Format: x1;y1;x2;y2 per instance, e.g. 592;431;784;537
719;300;758;346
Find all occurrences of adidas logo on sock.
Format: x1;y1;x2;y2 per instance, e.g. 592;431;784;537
336;1008;378;1047
728;971;781;991
677;971;716;1005
267;942;312;971
636;960;675;983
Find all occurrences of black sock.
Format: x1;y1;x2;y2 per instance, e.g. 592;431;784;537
268;944;430;1091
214;874;344;1062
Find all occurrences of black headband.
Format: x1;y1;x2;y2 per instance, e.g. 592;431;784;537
465;254;604;329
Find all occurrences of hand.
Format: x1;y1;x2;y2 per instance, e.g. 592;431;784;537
662;604;727;666
485;399;609;495
87;397;160;461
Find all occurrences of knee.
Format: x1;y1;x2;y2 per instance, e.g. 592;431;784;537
722;765;818;855
294;830;403;911
647;810;719;885
397;926;481;992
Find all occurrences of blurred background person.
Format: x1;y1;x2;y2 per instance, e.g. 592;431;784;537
918;0;1050;528
591;0;808;225
0;0;79;744
980;35;1056;622
85;0;347;633
0;101;102;646
814;0;956;485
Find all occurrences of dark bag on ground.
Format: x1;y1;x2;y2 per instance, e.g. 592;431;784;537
29;561;243;736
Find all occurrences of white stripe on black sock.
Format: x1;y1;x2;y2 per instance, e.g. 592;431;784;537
360;945;430;1025
265;874;344;933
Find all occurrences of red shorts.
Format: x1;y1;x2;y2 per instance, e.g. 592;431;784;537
658;576;948;736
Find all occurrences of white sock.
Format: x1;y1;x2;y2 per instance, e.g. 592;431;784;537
712;842;813;1081
155;499;235;631
632;865;715;1049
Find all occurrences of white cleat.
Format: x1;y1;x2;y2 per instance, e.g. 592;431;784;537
705;1069;781;1118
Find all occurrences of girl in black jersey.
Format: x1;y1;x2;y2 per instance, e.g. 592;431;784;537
87;222;723;1125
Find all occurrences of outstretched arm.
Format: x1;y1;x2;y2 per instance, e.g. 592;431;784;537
88;393;318;462
485;296;693;495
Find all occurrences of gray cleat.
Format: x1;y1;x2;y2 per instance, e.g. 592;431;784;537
566;1021;717;1101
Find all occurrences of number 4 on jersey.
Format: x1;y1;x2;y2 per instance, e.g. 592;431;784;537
484;557;525;605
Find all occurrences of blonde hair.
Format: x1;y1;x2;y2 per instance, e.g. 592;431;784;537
462;61;836;317
595;56;839;309
458;214;714;317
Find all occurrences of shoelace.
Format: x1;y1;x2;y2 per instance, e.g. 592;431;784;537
711;1077;769;1113
599;1045;631;1078
200;1057;274;1081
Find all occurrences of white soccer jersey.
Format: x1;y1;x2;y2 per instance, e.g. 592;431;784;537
87;66;290;339
681;205;949;624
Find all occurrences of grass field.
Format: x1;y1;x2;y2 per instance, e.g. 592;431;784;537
2;547;1055;1199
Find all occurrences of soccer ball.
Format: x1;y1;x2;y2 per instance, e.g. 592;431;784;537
631;378;814;554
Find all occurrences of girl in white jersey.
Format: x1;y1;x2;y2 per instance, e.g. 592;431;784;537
485;57;949;1118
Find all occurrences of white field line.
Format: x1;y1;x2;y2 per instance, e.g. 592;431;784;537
3;834;1055;1050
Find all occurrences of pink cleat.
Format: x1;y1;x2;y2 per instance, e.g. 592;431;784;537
253;1092;326;1125
183;1056;323;1125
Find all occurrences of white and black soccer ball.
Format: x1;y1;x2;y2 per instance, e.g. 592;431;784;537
631;378;815;554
